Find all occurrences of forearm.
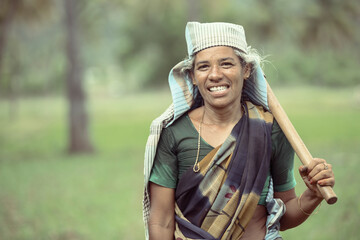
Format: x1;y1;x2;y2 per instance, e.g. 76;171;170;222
280;189;322;231
149;221;174;240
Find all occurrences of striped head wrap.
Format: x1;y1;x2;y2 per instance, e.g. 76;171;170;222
185;21;248;56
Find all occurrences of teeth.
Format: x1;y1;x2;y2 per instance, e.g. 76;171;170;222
210;86;228;92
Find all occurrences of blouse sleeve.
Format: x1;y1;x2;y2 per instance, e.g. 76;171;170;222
271;119;297;192
149;127;178;188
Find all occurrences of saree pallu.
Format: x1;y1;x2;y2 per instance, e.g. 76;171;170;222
174;101;273;240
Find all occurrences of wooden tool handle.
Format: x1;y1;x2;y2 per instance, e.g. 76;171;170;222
266;82;337;205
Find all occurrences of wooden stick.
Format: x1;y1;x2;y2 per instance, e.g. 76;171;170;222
266;82;337;205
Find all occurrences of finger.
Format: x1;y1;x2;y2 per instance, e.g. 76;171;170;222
307;162;332;180
308;163;334;185
318;177;335;187
299;165;309;180
299;166;315;190
306;158;326;172
309;169;334;185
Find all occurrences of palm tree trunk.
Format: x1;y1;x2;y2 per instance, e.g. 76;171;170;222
64;0;94;154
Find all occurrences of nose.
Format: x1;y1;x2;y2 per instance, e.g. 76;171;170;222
208;65;222;81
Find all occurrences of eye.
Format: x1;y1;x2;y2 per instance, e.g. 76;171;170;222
197;64;209;71
221;62;234;68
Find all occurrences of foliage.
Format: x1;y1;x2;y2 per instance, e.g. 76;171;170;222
1;0;360;96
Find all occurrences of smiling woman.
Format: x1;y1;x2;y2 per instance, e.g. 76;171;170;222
143;22;335;240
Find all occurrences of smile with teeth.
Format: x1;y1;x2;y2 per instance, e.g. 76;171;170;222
209;85;229;92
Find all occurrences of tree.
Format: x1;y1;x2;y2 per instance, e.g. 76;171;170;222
64;0;94;154
0;0;16;88
299;0;360;49
0;0;53;86
0;0;52;121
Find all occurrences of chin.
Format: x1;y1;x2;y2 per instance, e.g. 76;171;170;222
206;97;240;109
208;101;235;109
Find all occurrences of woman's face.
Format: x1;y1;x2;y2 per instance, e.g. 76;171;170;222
191;46;250;110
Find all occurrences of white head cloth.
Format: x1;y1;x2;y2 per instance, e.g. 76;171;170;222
185;21;248;56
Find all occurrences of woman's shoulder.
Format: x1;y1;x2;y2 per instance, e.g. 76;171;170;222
165;107;202;130
159;111;197;150
163;112;193;138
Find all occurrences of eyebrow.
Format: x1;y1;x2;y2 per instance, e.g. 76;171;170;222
219;57;235;62
195;60;209;66
195;57;235;66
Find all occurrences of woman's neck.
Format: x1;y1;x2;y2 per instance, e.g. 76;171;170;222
202;101;243;127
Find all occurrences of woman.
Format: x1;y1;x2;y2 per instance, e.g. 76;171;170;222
143;22;335;240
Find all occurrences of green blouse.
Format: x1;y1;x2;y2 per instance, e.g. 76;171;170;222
149;114;296;205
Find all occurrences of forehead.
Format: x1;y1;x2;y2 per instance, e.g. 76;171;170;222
194;46;237;62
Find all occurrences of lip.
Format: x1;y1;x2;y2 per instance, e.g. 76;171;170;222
207;83;230;90
207;84;230;97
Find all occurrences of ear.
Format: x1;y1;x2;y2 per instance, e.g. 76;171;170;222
243;64;251;80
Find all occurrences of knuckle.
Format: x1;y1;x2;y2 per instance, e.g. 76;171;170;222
316;164;323;171
314;158;324;163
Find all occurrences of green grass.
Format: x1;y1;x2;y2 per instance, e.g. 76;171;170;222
0;86;359;239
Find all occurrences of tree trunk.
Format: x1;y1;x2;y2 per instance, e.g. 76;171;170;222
0;0;20;120
0;0;17;91
64;0;94;154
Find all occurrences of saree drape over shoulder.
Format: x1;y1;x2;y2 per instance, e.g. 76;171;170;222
143;60;285;240
174;102;273;240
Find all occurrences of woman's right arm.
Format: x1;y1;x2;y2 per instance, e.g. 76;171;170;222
149;182;175;240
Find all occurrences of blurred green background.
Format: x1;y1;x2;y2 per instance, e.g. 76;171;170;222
0;0;359;239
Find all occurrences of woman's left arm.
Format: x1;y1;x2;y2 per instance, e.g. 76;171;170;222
275;158;335;231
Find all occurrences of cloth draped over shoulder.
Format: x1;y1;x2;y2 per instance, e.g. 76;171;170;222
174;101;273;240
143;57;286;239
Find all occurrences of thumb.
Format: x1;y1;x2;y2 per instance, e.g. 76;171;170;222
299;165;315;191
299;165;309;181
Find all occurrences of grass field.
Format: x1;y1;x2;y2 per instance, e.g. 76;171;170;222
0;86;359;240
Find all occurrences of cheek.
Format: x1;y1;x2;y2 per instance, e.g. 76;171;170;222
197;85;208;94
193;73;205;85
233;74;244;87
